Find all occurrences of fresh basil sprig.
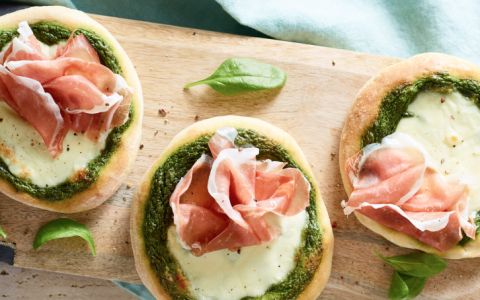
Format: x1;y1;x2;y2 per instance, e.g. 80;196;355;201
379;252;446;300
184;58;287;95
0;225;6;239
33;218;96;256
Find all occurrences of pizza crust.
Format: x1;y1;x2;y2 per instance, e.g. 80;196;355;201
131;116;333;299
0;6;143;213
339;52;480;259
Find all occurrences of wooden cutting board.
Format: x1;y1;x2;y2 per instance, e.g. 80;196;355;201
0;14;478;300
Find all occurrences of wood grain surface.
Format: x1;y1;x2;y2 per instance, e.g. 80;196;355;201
0;14;478;299
0;264;135;299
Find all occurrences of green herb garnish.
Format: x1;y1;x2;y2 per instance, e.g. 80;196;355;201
184;58;286;95
33;218;96;256
0;225;6;239
389;272;426;300
379;252;446;300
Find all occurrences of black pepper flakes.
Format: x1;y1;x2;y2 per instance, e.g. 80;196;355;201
332;60;336;66
139;144;144;150
194;115;200;121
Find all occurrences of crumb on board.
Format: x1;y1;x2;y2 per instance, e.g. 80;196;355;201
330;152;336;161
158;109;167;117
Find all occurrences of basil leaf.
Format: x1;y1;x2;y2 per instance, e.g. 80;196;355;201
184;58;286;95
0;225;6;239
33;218;96;256
379;252;446;277
389;272;426;300
402;275;426;299
389;271;409;300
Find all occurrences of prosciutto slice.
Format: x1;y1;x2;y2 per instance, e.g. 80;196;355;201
170;128;310;256
6;58;118;92
0;21;46;64
0;22;131;156
0;66;65;155
44;75;122;114
343;132;476;251
57;34;100;63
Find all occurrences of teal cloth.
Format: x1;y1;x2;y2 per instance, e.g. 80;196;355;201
113;281;155;300
216;0;480;64
73;0;266;37
4;0;480;299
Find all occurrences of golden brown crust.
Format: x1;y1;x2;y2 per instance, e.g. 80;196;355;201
339;53;480;258
131;116;333;299
0;6;143;213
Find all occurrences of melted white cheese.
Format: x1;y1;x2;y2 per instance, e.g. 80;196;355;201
0;102;107;187
396;91;480;214
167;211;308;300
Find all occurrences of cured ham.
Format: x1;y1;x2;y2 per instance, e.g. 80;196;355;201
170;128;310;256
0;66;65;155
0;21;46;64
57;34;100;63
0;22;131;156
6;58;118;92
343;132;476;251
44;75;122;114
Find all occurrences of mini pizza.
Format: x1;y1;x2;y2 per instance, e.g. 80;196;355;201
131;116;333;299
0;6;143;212
340;53;480;258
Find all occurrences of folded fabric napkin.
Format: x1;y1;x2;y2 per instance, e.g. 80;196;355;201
216;0;480;64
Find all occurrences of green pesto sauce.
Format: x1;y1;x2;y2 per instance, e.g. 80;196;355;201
361;73;480;147
0;22;132;201
143;129;323;300
361;72;480;243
